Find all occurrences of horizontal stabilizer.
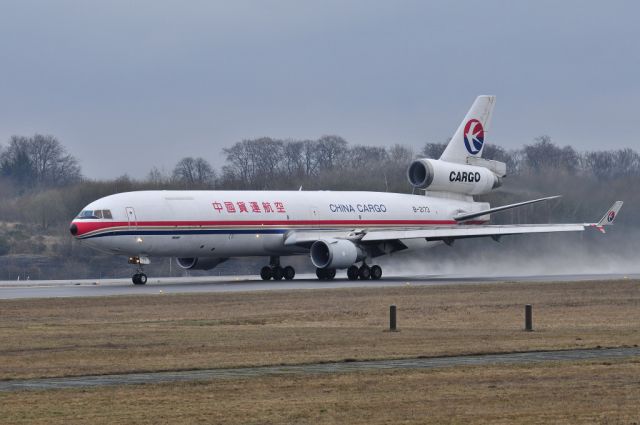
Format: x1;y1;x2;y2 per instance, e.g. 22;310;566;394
454;195;561;222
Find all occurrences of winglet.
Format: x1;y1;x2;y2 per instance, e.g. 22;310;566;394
592;201;623;233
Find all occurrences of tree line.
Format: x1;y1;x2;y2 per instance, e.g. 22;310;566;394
2;133;638;196
0;132;637;232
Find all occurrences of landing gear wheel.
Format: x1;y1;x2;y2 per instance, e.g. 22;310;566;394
358;265;371;280
316;268;336;281
132;273;147;285
325;268;336;280
272;266;284;281
347;265;359;281
260;266;272;281
370;265;382;280
283;266;295;280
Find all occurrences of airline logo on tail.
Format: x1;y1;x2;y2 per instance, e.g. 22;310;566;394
463;119;484;155
607;211;616;222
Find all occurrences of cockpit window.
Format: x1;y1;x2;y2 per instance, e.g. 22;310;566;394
77;209;113;219
78;210;97;219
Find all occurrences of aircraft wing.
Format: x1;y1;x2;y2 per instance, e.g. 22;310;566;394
284;201;623;247
364;200;622;243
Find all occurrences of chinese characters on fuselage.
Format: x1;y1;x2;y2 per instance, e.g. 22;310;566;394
212;201;286;214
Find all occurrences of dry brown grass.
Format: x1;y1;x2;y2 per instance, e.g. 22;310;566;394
1;279;639;380
1;359;639;424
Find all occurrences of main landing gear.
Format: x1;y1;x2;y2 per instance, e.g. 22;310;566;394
260;256;296;281
346;263;382;281
316;267;336;281
129;256;149;285
315;263;382;281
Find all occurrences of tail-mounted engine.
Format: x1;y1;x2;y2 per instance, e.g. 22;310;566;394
407;158;503;196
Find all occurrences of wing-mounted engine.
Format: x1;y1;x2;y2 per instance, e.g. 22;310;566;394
407;158;503;196
310;239;365;269
176;257;228;270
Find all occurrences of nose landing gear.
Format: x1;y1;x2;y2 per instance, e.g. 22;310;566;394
132;273;148;285
129;256;150;285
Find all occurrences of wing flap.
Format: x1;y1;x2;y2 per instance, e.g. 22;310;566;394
361;224;586;242
283;230;359;247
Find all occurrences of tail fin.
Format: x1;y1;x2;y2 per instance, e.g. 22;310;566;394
440;95;496;164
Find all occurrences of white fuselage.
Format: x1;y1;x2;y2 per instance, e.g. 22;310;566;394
71;190;489;259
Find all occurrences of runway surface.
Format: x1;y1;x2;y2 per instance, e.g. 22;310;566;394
0;273;637;300
2;347;638;392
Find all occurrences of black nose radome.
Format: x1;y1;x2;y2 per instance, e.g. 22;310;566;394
69;223;78;236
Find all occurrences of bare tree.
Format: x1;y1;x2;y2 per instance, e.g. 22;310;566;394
421;142;447;159
388;144;414;164
1;136;32;187
172;157;215;186
302;140;321;177
584;148;640;180
346;145;388;169
0;134;81;189
315;135;348;170
584;150;615;180
521;136;579;174
146;166;170;187
382;144;415;192
282;140;305;179
222;138;284;188
614;148;640;178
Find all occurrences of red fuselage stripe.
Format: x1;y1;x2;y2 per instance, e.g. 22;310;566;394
72;219;486;236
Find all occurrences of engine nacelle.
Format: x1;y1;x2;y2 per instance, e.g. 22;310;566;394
407;158;502;195
310;239;365;269
176;257;228;270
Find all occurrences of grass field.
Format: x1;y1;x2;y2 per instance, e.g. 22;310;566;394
1;279;640;423
1;360;639;424
1;279;639;381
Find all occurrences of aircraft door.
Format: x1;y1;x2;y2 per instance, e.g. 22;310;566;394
125;207;138;229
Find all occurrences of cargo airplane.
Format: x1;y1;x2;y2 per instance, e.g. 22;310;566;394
69;96;623;284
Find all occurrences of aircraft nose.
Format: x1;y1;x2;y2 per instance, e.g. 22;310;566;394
69;223;78;236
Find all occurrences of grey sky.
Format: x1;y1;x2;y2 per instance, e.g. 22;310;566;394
0;1;638;179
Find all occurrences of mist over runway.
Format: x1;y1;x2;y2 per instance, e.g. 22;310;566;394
0;273;637;300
